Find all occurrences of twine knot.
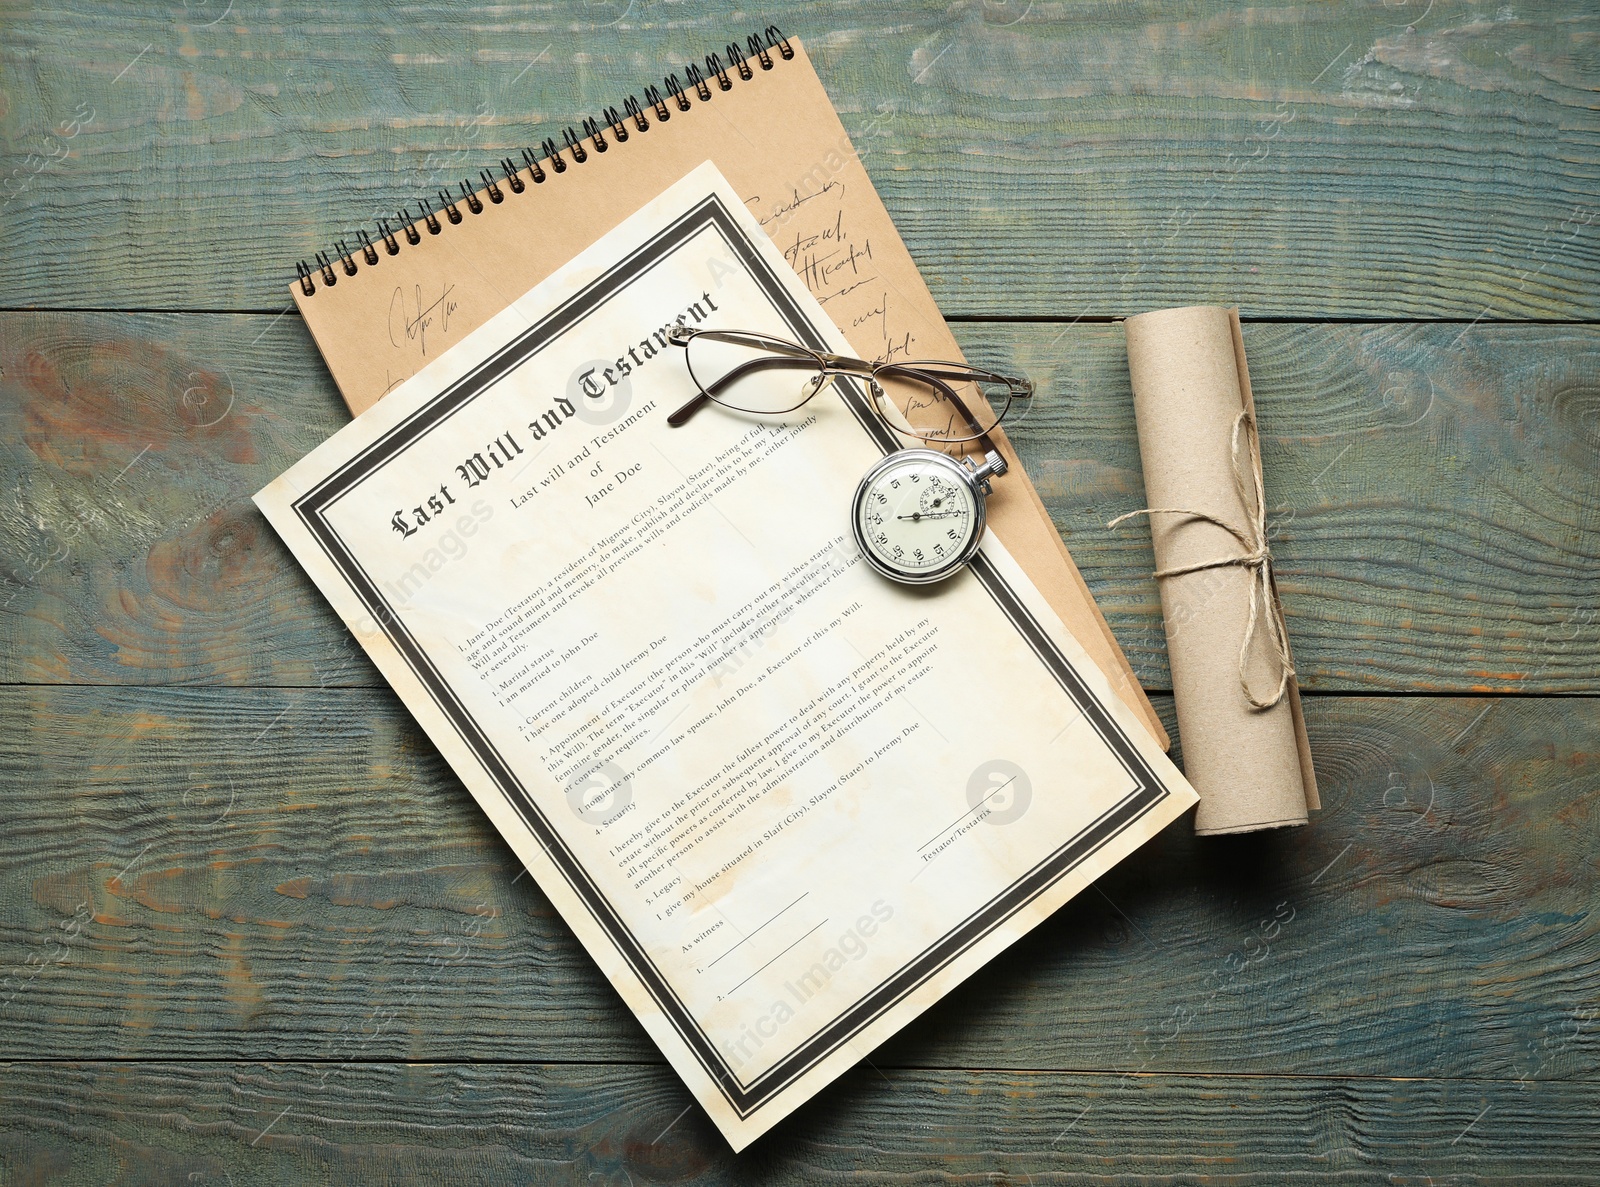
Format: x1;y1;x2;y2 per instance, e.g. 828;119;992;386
1108;410;1295;711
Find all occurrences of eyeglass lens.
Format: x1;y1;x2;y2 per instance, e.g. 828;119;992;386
684;331;1016;443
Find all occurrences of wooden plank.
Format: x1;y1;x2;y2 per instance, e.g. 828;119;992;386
0;311;348;686
1;311;1596;691
0;1;1595;317
2;686;1595;1082
1;1061;1596;1183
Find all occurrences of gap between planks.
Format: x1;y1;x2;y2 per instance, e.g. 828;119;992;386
1;307;1599;328
0;1058;1595;1085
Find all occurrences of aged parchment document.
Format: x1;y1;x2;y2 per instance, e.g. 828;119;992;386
257;164;1196;1148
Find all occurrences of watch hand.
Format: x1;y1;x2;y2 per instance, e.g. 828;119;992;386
897;512;964;520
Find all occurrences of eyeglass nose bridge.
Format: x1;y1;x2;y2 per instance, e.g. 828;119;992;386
804;354;877;401
817;352;879;374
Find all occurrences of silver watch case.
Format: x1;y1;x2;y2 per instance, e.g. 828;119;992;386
850;448;990;585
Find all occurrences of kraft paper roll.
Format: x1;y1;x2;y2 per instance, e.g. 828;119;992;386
1122;306;1318;835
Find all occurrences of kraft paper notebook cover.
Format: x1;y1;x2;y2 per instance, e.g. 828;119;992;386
287;27;1168;748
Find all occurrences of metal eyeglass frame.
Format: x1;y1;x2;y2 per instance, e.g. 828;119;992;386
663;325;1032;482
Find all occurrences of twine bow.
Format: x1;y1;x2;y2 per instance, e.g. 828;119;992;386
1108;410;1295;711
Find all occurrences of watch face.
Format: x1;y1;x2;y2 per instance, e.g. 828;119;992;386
853;450;982;582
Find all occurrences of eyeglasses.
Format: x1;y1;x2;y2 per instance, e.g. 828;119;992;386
664;326;1032;449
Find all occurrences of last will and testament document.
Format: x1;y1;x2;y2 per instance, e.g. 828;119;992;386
257;164;1197;1149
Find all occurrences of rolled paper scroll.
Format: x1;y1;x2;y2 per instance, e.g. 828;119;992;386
1118;306;1318;835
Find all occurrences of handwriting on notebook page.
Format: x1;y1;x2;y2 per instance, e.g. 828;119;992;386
389;282;460;360
748;188;920;367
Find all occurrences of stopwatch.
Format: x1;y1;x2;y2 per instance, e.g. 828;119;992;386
850;447;1006;584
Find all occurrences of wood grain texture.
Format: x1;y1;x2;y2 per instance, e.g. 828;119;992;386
2;685;1595;1084
2;3;1597;1175
2;312;1595;691
2;1061;1597;1185
0;311;350;685
0;1;1596;318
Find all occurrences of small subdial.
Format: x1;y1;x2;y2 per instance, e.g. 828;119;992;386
919;476;957;515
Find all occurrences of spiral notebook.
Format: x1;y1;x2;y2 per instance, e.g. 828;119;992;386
287;27;1165;746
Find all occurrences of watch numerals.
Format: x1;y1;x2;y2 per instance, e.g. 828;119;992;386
856;452;988;582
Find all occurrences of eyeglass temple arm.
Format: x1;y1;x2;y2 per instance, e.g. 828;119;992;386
666;353;826;427
665;391;712;428
890;363;1029;391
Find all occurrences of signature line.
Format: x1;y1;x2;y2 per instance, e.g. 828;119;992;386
918;779;1013;852
705;893;808;970
724;919;827;997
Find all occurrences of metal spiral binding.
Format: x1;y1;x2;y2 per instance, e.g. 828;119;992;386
295;26;793;294
664;74;692;111
704;52;732;92
579;118;608;153
747;33;774;70
683;63;711;102
643;85;671;122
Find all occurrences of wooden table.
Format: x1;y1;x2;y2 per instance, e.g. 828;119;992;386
3;3;1596;1181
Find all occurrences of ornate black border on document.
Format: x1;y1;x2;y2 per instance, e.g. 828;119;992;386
293;194;1178;1118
